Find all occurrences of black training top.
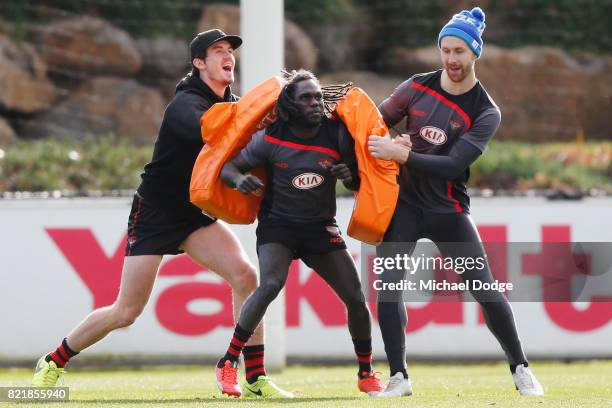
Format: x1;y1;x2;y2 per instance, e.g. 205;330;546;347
379;69;500;214
238;117;357;226
138;73;238;215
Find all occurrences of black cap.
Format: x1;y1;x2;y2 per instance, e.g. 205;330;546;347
190;29;242;60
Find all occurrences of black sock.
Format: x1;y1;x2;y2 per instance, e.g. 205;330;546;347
390;368;409;379
510;361;528;374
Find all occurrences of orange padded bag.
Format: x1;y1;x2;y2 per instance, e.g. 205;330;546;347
334;87;400;244
189;76;283;224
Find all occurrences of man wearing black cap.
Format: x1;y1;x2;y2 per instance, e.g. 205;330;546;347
32;30;284;398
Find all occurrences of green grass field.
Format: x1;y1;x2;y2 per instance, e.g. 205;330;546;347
1;361;611;407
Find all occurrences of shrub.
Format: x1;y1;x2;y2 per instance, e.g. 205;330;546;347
0;136;609;195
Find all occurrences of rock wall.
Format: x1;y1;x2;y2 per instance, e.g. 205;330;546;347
0;5;609;146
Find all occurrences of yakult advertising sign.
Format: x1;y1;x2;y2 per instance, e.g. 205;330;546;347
0;197;610;359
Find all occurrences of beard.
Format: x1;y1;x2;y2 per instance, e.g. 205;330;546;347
288;110;323;128
446;62;472;82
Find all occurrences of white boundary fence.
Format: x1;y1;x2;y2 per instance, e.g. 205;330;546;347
0;197;611;361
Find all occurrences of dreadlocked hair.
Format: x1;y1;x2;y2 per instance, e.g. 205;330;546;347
321;82;353;115
277;69;353;118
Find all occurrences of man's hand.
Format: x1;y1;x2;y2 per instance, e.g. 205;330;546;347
368;134;410;164
331;163;353;183
394;134;412;149
235;174;264;195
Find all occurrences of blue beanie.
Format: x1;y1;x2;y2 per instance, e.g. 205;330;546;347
438;7;486;57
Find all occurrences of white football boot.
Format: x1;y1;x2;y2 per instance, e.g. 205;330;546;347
513;364;544;396
372;372;413;397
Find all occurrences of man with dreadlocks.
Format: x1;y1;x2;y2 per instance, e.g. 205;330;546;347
214;69;384;398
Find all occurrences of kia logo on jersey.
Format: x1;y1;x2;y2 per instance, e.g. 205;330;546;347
419;126;447;145
292;173;324;189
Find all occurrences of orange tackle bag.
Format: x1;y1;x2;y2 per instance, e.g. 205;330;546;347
334;88;400;244
189;76;283;224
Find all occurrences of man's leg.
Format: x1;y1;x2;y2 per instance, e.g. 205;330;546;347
215;243;294;397
376;202;421;380
32;255;162;386
182;222;278;390
181;222;264;345
67;256;163;350
302;250;383;395
427;212;543;396
303;250;371;337
233;244;293;333
426;213;528;368
372;201;421;397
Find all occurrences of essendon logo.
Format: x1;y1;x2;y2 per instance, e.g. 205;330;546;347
450;118;463;129
292;173;324;189
419;126;447;145
318;158;333;170
255;109;278;131
410;108;426;117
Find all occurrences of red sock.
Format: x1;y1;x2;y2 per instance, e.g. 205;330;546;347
352;338;373;377
48;338;78;368
244;345;266;384
218;324;252;367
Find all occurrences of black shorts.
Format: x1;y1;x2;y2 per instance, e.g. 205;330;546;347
125;193;217;256
256;222;347;259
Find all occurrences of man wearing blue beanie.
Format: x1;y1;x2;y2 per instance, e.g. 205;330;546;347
439;6;486;58
368;7;545;398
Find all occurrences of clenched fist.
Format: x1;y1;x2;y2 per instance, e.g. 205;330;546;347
235;174;264;195
331;163;353;182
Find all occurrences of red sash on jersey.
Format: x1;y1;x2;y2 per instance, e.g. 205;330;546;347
189;76;282;224
190;78;399;244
